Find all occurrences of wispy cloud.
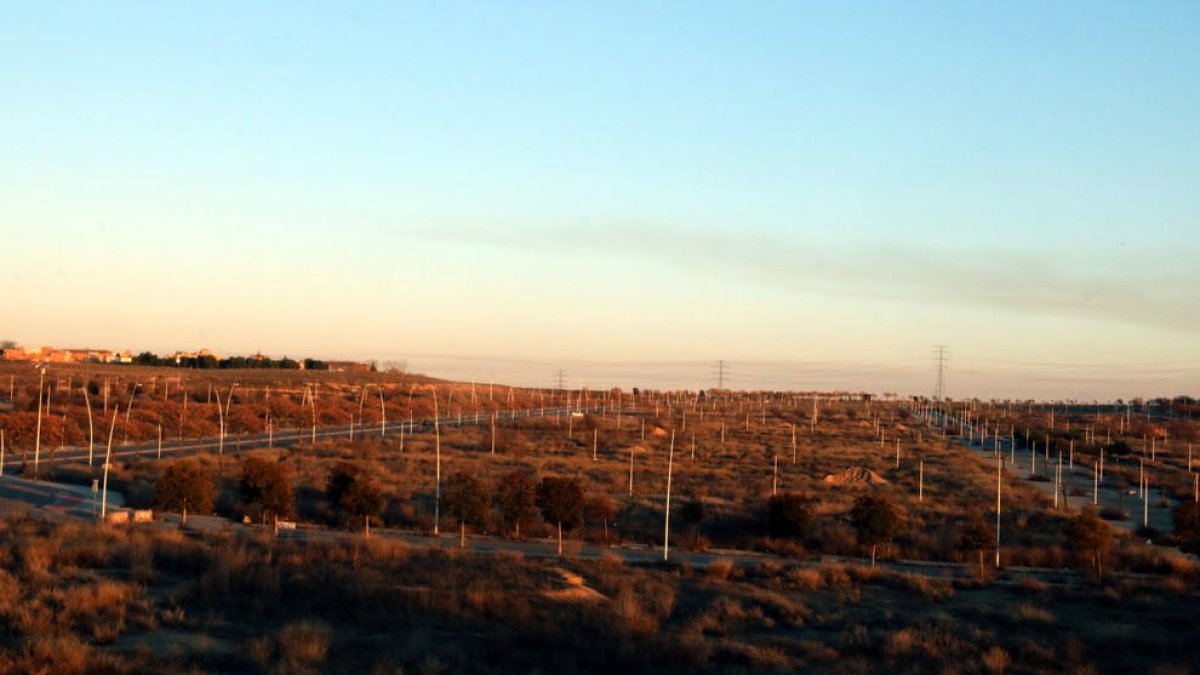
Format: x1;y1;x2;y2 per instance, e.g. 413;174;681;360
390;222;1200;334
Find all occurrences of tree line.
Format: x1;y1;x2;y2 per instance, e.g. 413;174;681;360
153;459;615;555
132;352;331;370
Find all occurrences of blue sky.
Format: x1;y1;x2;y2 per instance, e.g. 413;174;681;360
3;2;1198;398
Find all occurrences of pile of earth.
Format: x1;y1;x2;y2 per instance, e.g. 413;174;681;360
822;467;889;485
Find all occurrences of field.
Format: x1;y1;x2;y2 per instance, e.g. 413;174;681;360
0;362;1198;673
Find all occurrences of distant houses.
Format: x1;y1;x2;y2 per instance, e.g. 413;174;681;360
0;344;371;372
0;345;126;364
165;349;223;366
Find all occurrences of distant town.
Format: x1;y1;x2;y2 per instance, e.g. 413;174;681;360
0;344;373;372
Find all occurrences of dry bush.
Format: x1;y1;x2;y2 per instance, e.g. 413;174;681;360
786;567;825;591
276;619;332;672
1008;601;1055;624
11;634;92;675
884;572;956;601
706;558;734;581
982;646;1012;675
60;580;140;643
599;551;622;574
495;548;525;564
18;537;58;579
246;635;274;669
561;538;584;559
611;586;660;634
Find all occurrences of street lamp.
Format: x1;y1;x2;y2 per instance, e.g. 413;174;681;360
123;383;141;446
33;363;47;480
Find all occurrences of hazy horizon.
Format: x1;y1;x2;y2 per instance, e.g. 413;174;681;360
4;2;1198;400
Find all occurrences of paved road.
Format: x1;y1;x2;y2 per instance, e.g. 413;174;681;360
0;474;123;520
919;410;1178;535
13;405;605;471
156;513;1184;588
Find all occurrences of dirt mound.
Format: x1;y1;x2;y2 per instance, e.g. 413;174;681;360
543;568;605;603
650;427;669;437
822;467;889;486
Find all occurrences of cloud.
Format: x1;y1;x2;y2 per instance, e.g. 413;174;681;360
390;222;1200;334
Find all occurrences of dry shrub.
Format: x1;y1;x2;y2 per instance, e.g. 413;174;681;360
884;627;917;658
692;596;751;635
599;552;622;574
160;605;186;626
1018;577;1049;594
198;541;260;600
561;538;584;559
464;579;505;613
18;537;57;578
61;580;139;643
715;641;790;669
847;565;885;583
755;560;784;577
246;635;274;669
820;563;854;589
0;568;19;611
741;587;810;627
706;558;734;581
612;586;659;634
881;617;971;663
786;567;824;591
18;634;92;675
887;572;956;601
495;548;525;565
982;646;1012;675
362;537;408;561
1009;601;1055;624
276;619;332;671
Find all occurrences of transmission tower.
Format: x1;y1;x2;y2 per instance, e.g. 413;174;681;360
713;360;729;389
556;369;567;391
932;345;950;400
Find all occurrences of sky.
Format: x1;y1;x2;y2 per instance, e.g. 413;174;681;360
2;2;1198;399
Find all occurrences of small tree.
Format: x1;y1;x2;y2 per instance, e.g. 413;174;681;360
584;493;617;544
496;471;539;538
680;497;706;549
767;493;812;540
1068;505;1112;581
536;476;584;556
240;457;294;526
327;461;385;536
1173;501;1200;554
442;471;489;548
958;513;996;573
850;495;900;567
153;462;215;525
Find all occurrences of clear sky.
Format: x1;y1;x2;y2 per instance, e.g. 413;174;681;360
3;2;1198;399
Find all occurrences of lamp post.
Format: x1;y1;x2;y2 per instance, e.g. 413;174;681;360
33;364;47;479
122;383;141;445
432;386;441;536
101;405;119;520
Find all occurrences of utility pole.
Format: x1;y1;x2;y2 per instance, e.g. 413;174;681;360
932;345;950;400
713;360;728;389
